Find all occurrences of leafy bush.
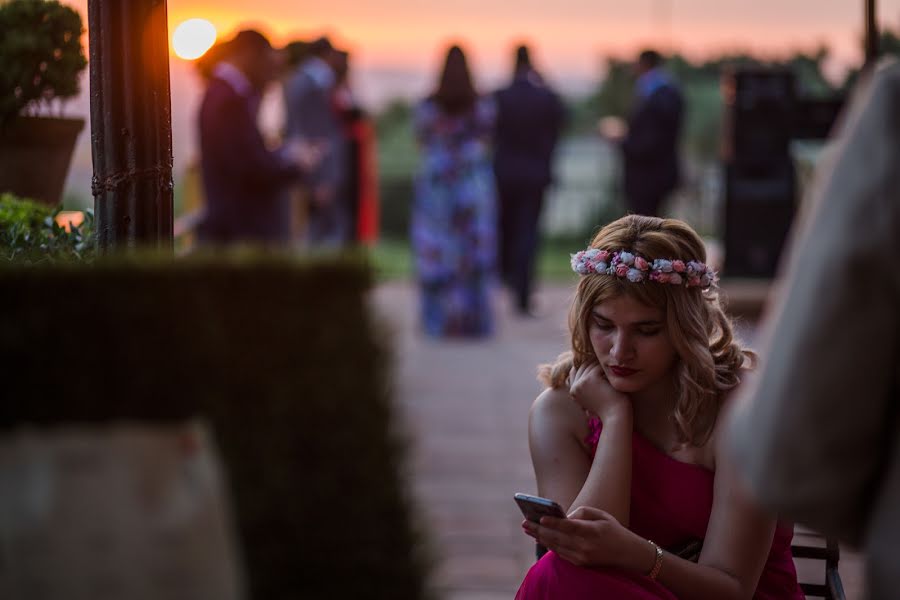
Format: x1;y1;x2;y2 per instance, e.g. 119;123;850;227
0;0;87;125
0;192;94;262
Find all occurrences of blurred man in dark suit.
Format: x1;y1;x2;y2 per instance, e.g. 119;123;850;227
619;49;684;217
493;45;565;316
197;30;314;245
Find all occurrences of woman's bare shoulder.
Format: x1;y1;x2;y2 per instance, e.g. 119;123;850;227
530;386;586;428
673;400;734;471
707;396;741;471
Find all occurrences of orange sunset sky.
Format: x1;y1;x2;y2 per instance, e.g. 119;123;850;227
57;0;900;201
67;0;900;88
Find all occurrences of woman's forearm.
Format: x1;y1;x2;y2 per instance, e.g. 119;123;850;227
653;553;750;600
568;408;633;525
616;537;749;600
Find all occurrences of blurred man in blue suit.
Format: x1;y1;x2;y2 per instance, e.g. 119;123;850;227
493;45;565;316
283;37;348;247
620;49;684;217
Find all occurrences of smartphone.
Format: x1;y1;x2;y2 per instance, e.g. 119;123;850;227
514;493;567;523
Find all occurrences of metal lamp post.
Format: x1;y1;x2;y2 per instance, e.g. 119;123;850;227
89;0;174;251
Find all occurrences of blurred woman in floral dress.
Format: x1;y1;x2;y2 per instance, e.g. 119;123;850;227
412;45;497;338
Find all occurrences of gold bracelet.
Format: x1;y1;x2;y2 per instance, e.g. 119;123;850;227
647;540;663;580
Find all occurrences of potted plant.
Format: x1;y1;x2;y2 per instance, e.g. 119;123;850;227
0;0;87;206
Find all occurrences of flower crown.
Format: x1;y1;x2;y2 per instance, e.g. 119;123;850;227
570;249;718;289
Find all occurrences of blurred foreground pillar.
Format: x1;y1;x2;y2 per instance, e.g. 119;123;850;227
89;0;174;251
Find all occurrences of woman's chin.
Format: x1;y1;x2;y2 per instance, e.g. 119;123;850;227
607;376;645;394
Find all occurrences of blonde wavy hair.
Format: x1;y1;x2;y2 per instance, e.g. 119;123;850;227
539;215;755;446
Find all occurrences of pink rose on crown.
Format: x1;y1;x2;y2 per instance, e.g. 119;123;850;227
597;250;610;262
669;273;683;285
615;263;629;277
634;256;649;271
655;272;670;284
688;276;701;287
672;260;686;273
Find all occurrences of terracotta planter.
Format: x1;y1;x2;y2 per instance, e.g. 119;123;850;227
0;115;85;206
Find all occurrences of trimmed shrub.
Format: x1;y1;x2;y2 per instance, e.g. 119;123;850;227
0;255;427;599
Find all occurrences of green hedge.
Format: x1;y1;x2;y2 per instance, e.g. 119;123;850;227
0;255;426;599
0;192;94;262
379;177;413;239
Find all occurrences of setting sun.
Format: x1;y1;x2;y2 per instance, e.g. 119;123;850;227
172;18;217;60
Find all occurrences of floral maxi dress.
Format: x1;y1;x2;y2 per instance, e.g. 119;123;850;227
411;97;497;337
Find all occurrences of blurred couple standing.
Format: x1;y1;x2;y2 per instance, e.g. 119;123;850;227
412;44;684;339
412;44;566;338
195;30;377;248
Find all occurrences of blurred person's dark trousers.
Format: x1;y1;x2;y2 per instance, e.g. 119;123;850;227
307;192;352;247
498;180;545;314
625;189;665;218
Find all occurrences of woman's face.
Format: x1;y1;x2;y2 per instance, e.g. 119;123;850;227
587;293;678;394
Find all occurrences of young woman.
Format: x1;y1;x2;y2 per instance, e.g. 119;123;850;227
517;215;803;599
411;45;497;338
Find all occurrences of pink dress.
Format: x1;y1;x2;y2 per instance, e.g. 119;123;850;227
516;417;805;599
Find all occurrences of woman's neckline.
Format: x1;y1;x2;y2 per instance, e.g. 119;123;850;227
632;426;714;474
587;415;713;474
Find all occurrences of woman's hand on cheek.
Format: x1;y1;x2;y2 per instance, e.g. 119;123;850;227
524;506;636;569
569;363;631;421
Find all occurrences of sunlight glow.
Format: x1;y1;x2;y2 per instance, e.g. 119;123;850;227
173;19;217;60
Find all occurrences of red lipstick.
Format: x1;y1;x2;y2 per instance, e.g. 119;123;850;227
609;366;637;377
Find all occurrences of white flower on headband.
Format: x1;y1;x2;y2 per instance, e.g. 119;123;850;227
570;249;718;289
653;259;673;273
626;268;644;282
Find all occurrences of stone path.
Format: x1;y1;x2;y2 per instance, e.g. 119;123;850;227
371;280;864;600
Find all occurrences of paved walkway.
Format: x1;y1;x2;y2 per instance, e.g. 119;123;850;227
371;281;864;600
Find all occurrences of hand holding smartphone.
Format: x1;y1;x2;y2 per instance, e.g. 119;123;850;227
514;493;567;523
